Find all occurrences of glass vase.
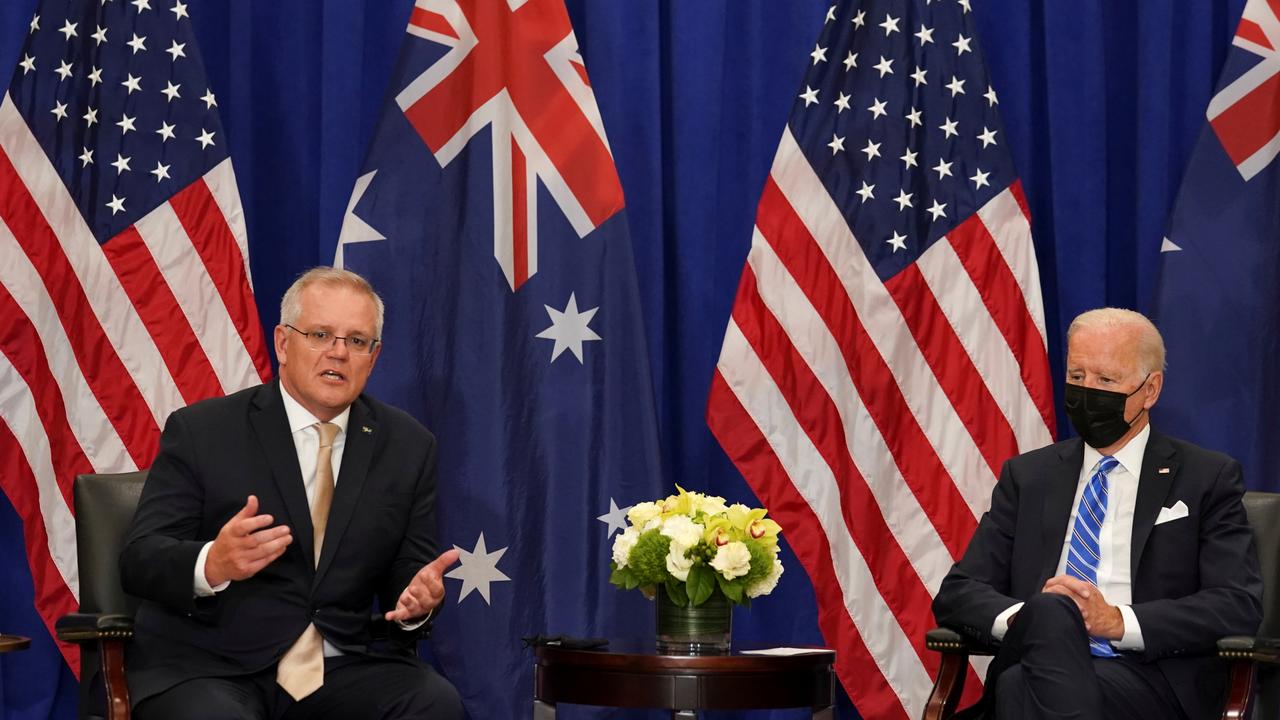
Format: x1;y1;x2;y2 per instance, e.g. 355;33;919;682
655;588;732;655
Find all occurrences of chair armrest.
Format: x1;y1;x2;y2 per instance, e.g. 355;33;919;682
924;627;994;720
926;626;999;657
55;613;134;644
1218;635;1280;664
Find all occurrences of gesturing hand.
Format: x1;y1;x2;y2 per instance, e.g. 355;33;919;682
204;495;293;587
385;548;461;622
1042;574;1125;640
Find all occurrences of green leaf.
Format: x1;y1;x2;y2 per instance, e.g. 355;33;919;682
610;565;638;590
686;563;715;606
665;577;689;606
717;574;745;604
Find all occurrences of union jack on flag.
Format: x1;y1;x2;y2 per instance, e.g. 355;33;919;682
1207;0;1280;180
355;0;625;291
707;0;1055;716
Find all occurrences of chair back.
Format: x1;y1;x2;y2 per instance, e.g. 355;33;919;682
74;471;147;616
1244;492;1280;640
1243;491;1280;718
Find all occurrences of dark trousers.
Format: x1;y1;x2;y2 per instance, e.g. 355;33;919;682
133;654;463;720
982;593;1187;720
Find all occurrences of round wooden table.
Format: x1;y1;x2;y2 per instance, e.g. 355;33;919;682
533;644;835;719
0;635;31;653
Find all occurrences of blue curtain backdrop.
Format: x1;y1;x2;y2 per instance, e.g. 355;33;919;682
0;1;1249;718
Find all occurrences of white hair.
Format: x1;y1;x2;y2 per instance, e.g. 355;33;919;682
280;267;385;339
1067;307;1166;375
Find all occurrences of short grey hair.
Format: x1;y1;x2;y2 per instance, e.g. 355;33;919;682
1067;307;1166;375
280;267;385;339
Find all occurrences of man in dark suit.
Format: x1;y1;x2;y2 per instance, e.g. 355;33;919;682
120;267;463;720
933;308;1262;720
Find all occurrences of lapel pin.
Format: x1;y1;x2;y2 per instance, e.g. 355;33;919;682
362;425;373;434
1158;467;1170;474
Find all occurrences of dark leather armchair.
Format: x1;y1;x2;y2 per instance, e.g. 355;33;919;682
52;471;433;720
56;471;147;720
922;490;1280;720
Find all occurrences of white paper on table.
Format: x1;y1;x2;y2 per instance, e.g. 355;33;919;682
739;647;829;656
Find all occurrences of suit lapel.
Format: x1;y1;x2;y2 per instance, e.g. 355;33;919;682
315;395;377;585
1039;439;1085;584
1130;430;1178;573
248;381;315;566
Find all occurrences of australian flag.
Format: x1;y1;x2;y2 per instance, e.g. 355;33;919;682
335;0;664;716
1153;0;1280;493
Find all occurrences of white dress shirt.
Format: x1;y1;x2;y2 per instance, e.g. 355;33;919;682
991;424;1150;651
193;385;349;655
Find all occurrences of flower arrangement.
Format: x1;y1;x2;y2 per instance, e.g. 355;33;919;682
609;487;784;607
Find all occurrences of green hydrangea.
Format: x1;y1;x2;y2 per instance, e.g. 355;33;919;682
742;538;774;584
626;530;672;586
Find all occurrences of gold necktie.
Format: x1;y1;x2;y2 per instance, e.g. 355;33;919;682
277;421;339;700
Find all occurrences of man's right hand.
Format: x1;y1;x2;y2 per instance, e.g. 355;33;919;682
204;495;293;587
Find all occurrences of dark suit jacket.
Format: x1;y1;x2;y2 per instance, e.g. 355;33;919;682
119;380;441;703
933;430;1263;720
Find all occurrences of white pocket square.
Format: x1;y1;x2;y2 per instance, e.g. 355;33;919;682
1155;500;1189;525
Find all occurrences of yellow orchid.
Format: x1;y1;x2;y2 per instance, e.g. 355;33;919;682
747;517;782;550
702;516;734;547
662;485;696;517
726;504;765;532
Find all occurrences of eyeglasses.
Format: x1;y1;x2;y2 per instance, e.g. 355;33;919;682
285;324;379;355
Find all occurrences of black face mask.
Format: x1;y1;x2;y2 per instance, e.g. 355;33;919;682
1063;374;1150;449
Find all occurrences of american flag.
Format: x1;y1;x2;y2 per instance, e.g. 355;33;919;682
0;0;269;674
706;0;1055;717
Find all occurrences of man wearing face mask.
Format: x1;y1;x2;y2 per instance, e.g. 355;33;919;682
933;307;1262;720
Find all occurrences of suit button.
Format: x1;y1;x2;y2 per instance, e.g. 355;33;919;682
311;609;319;619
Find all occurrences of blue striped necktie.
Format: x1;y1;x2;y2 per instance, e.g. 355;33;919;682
1065;455;1119;657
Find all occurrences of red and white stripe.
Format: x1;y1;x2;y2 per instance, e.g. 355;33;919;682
707;127;1055;719
0;93;270;675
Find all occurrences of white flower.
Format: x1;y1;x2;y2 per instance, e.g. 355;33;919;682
710;541;752;580
666;540;695;581
611;527;639;568
661;514;704;548
693;493;728;517
746;556;785;598
627;501;662;529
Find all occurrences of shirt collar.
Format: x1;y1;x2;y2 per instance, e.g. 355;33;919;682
1082;422;1150;478
279;382;350;437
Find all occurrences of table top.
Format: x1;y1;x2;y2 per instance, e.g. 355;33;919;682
535;643;835;673
0;635;31;653
534;643;836;711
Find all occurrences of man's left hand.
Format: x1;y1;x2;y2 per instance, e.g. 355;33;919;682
385;548;461;622
1042;574;1125;639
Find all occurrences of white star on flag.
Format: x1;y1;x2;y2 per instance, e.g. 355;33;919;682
597;498;631;538
445;533;511;605
856;181;875;202
886;231;908;252
536;293;601;363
